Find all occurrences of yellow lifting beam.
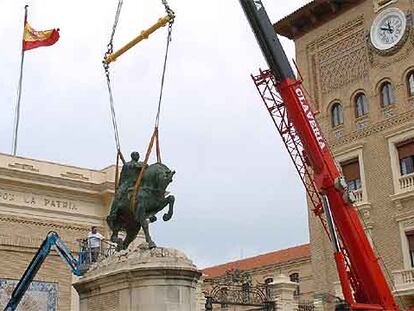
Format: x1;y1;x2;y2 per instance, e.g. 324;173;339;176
103;14;174;65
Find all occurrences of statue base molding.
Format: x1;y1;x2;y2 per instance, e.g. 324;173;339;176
73;240;201;311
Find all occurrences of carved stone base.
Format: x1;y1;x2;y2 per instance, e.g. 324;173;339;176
73;240;201;311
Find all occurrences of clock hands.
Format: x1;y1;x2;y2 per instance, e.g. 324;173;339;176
370;8;407;50
387;21;393;33
380;21;393;33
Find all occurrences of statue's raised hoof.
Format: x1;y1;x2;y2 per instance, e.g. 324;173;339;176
149;216;157;223
148;241;157;249
163;214;172;221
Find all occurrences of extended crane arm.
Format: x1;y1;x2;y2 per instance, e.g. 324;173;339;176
239;1;399;310
4;231;84;311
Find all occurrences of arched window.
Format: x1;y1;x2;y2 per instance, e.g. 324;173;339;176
407;71;414;97
289;273;299;283
355;93;368;117
331;102;344;127
380;81;395;107
264;277;273;298
264;277;273;284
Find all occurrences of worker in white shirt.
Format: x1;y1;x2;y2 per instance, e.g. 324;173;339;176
87;226;105;262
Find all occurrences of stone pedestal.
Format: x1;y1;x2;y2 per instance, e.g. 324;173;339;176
73;241;201;311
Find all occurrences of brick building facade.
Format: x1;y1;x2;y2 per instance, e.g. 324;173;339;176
0;153;115;310
201;244;313;310
274;0;414;307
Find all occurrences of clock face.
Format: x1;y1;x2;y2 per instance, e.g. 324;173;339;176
370;8;407;50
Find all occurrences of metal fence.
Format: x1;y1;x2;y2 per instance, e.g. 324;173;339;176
77;239;117;272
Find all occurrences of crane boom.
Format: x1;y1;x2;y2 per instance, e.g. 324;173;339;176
239;0;399;310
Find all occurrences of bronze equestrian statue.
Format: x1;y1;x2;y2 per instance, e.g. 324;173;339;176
107;151;175;250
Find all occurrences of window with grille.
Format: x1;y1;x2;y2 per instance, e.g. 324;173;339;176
380;81;395;107
264;278;273;298
341;159;361;190
289;273;300;296
355;93;368;117
407;72;414;97
397;139;414;176
406;231;414;267
331;103;344;127
242;282;250;303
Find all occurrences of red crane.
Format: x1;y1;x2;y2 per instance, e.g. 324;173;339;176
239;1;400;310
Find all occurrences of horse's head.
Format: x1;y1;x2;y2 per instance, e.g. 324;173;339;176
158;168;175;190
166;170;175;182
144;163;175;191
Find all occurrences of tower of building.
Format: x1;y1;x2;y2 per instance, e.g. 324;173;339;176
275;0;414;306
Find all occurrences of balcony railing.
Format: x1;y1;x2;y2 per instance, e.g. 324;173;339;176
393;268;414;294
398;172;414;193
76;238;117;272
353;188;363;204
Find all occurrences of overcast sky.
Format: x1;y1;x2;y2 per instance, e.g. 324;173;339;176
0;0;312;268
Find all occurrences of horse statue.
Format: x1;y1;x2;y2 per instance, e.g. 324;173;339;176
107;153;175;250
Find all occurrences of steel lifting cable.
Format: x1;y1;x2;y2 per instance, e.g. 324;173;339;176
155;5;173;128
103;0;125;191
130;0;175;210
153;5;174;162
102;0;174;203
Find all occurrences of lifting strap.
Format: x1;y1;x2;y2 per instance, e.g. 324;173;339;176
103;0;174;201
130;127;161;210
114;149;126;192
130;1;174;210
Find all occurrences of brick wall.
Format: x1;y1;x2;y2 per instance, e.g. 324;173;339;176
291;0;414;300
0;216;96;310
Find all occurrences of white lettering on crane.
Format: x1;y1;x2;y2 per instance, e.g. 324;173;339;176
295;87;326;150
253;0;262;10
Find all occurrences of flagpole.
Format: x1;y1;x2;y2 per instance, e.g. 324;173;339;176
12;5;28;156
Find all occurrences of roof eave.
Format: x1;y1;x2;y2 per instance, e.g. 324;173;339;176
274;0;365;40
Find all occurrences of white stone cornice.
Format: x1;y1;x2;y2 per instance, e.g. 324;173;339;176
0;153;116;188
332;143;366;157
0;168;115;193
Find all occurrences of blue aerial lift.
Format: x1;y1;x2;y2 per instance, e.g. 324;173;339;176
3;231;89;311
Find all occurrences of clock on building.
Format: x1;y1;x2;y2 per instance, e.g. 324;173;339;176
370;7;407;51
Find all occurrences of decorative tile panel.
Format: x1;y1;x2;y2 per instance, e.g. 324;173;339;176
0;279;58;311
319;30;368;94
305;16;367;101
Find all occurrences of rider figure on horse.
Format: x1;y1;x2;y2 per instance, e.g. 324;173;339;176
107;152;147;241
119;151;147;192
107;151;175;250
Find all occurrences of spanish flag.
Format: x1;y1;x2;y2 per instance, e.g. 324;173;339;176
23;21;60;51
